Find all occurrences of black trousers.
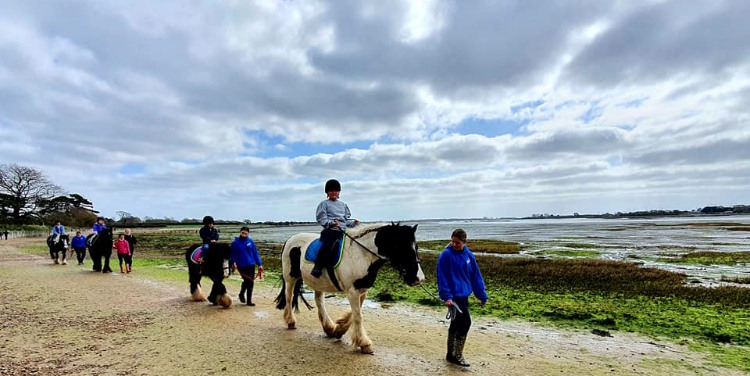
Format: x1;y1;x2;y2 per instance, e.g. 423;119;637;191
237;265;256;303
448;296;471;338
73;247;86;264
315;228;342;269
117;254;132;267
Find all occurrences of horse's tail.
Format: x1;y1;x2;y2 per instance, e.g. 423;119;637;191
275;278;313;312
274;277;287;310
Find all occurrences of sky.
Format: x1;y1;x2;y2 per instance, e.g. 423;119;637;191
1;0;749;222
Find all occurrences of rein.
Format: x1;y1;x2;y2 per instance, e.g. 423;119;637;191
419;284;463;321
345;231;388;261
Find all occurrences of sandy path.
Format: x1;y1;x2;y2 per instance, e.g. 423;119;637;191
0;238;743;376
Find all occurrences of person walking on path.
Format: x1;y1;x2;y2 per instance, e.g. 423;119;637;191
113;233;132;274
436;228;488;367
71;231;87;265
230;226;263;306
123;228;137;271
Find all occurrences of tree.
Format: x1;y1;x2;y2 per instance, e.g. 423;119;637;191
0;164;62;224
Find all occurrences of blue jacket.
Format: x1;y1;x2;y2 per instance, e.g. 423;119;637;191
71;235;87;248
51;225;66;235
200;226;219;245
436;245;488;302
92;223;107;234
230;236;262;267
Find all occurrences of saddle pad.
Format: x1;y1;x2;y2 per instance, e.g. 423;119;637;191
190;247;204;264
304;233;345;269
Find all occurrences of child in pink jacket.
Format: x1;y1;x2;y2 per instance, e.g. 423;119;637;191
113;234;132;273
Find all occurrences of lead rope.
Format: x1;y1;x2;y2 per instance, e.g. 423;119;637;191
419;284;463;321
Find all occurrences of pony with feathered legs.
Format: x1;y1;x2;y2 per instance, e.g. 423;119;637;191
87;227;114;273
47;234;69;265
185;243;234;308
275;223;424;354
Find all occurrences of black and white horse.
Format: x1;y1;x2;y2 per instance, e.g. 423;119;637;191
185;243;234;308
47;234;70;265
275;223;424;354
87;227;114;273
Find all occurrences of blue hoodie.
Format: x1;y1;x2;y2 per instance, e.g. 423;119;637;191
436;244;488;302
71;235;87;249
230;236;262;268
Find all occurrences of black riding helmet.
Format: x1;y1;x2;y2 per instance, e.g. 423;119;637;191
202;215;214;225
324;179;341;193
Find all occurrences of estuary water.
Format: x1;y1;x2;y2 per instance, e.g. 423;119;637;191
248;215;750;285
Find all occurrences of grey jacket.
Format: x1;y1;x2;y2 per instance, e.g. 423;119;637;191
316;199;356;230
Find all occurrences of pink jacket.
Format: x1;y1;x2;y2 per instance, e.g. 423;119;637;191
113;239;131;255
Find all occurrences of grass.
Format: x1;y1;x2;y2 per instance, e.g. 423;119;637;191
656;251;750;266
418;239;520;254
17;233;750;373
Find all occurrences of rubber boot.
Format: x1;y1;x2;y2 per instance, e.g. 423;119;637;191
445;331;457;363
452;335;470;367
246;281;255;306
239;282;246;303
120;265;125;273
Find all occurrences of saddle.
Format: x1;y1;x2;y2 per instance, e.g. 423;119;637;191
189;246;204;264
304;232;345;269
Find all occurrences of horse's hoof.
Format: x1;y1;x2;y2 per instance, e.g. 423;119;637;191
287;323;296;330
54;259;59;264
360;345;374;354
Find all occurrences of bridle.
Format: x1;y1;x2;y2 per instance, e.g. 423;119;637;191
344;230;421;283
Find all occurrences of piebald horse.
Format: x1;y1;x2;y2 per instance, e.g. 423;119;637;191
275;223;424;354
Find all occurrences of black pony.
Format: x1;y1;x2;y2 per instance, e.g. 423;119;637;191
185;243;234;308
47;234;70;264
87;227;114;273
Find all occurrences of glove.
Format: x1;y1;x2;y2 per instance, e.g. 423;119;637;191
257;266;263;280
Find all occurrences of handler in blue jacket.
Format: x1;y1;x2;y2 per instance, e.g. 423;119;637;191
436;228;488;368
231;226;263;306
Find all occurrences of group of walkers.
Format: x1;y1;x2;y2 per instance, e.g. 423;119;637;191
49;218;137;272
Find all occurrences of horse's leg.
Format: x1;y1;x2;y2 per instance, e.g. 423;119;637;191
50;247;58;264
282;276;297;329
102;250;112;273
315;291;337;337
189;266;206;301
346;289;373;354
61;247;67;265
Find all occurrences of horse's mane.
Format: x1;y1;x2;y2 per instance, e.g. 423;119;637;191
347;223;388;239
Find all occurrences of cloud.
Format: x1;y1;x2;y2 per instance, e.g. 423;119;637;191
1;0;748;221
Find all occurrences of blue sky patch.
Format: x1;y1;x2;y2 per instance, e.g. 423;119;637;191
456;117;527;137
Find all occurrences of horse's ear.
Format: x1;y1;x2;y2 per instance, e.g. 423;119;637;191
412;224;418;232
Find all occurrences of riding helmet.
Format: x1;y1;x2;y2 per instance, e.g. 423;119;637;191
202;215;214;225
96;216;104;221
325;179;341;193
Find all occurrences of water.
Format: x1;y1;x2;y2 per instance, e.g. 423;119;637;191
247;216;750;285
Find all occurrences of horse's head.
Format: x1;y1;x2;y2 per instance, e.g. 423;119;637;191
374;223;424;286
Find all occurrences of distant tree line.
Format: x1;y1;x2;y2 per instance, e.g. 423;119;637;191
531;205;750;219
